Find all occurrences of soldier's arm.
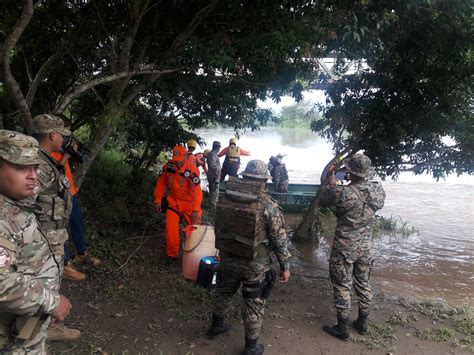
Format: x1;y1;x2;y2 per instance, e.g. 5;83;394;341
265;202;292;271
318;185;342;208
0;234;59;316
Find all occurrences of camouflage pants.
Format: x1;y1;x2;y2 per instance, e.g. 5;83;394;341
0;316;50;355
213;257;268;341
208;180;220;218
329;250;373;319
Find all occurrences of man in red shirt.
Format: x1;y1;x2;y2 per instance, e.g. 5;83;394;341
219;137;251;181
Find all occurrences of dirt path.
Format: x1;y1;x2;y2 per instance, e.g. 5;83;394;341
49;235;473;355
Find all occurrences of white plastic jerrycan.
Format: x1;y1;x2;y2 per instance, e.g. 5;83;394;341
182;224;217;281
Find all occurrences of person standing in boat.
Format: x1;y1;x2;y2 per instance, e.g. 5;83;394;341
268;155;289;193
219;137;251;181
319;153;385;341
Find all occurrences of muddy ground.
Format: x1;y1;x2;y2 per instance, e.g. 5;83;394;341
48;226;473;355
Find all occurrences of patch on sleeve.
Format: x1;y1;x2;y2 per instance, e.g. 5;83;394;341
0;247;12;268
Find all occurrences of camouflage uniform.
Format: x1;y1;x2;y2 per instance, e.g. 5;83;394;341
0;130;61;354
205;145;221;214
31;114;73;274
212;161;291;344
319;154;385;320
269;157;288;193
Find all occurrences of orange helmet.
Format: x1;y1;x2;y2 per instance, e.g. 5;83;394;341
171;145;187;161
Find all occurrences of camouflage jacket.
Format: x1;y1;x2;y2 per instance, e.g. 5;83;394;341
0;194;60;340
270;163;289;188
319;180;386;262
34;148;72;229
205;150;221;183
220;191;292;273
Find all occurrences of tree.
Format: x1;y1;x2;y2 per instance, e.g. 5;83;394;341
295;0;473;240
1;0;331;187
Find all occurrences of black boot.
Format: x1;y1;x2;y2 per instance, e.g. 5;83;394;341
353;311;369;335
323;315;350;341
242;337;265;355
206;314;231;339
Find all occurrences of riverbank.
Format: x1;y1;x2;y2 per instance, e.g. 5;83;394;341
49;231;473;354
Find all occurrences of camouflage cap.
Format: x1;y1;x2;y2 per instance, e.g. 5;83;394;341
241;159;271;180
343;153;374;178
0;129;41;165
31;114;71;136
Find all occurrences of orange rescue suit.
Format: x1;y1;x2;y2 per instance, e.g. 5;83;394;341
154;156;203;258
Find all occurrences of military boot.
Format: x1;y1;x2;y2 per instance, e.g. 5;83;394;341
353;311;369;335
47;323;81;341
206;314;231;339
63;262;86;281
323;315;350;341
73;252;102;267
242;337;265;355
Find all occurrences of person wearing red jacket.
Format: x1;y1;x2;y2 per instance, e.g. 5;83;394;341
219;137;251;181
154;145;203;264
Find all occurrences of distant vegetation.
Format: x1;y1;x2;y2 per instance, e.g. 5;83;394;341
269;100;322;129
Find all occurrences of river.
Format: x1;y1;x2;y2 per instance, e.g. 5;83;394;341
194;127;474;307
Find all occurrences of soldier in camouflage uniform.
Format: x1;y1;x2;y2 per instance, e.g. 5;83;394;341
0;130;72;354
31;114;80;341
207;160;291;355
319;153;385;340
205;141;222;217
268;156;289;193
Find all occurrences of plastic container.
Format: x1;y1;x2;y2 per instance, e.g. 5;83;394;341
182;224;217;280
197;256;220;289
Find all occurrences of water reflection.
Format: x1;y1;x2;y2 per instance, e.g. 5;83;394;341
196;127;474;306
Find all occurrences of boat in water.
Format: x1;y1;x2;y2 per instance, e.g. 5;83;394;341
219;182;320;213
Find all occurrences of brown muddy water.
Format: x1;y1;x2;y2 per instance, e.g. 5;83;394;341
196;127;474;307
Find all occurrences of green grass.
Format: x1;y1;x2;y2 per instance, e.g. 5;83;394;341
415;327;454;342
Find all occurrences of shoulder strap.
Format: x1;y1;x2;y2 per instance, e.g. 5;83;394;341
348;185;377;212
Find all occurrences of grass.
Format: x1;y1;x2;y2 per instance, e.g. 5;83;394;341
352;322;395;350
415;327;454;342
374;215;419;238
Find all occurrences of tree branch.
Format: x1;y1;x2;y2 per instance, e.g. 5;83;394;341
26;49;65;107
167;0;218;55
54;67;181;112
0;0;34;132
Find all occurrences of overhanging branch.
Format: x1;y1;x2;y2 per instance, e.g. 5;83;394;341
54;67;181;112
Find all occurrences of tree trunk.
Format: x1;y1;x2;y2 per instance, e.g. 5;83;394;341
294;189;323;242
74;103;125;189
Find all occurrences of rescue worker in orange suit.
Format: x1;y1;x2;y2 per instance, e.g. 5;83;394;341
154;145;203;264
219;137;251;181
185;138;208;174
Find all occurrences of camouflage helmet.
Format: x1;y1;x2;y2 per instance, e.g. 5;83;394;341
343;153;374;178
241;159;271;180
32;114;71;136
0;130;41;165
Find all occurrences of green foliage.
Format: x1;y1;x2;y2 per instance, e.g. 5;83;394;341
415;327;455;342
312;0;474;179
270;100;322;129
78;148;158;226
373;215;419;238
